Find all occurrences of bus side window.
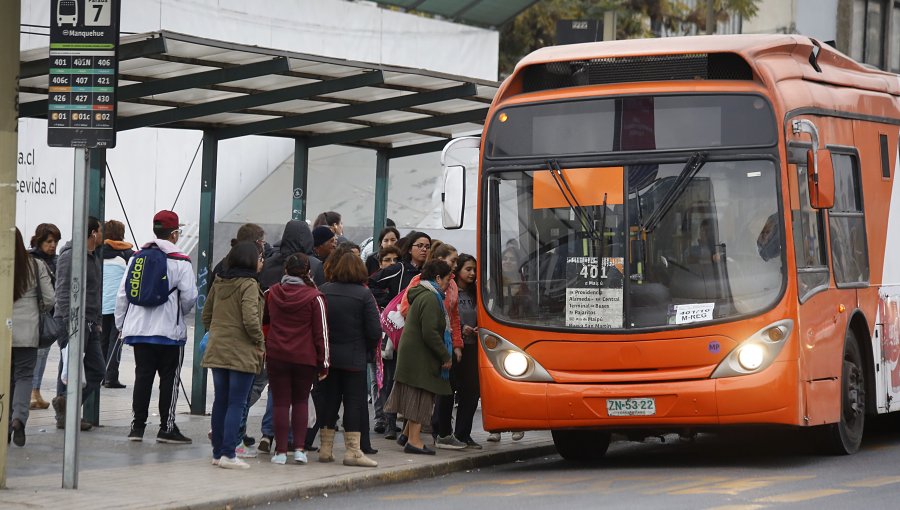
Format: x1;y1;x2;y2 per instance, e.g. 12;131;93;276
829;152;869;286
792;149;830;301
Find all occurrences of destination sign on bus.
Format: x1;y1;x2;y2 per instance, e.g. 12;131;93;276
48;0;120;148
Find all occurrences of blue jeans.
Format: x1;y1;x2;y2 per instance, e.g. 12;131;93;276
210;368;255;460
32;347;51;390
261;388;293;442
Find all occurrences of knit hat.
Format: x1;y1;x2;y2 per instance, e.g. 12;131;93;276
312;226;335;247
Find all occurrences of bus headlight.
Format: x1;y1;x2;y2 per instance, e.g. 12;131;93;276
711;319;793;379
479;329;553;382
503;351;529;377
737;344;765;371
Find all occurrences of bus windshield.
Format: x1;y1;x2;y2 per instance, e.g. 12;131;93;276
484;159;784;330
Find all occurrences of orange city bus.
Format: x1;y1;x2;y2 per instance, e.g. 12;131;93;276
440;35;900;460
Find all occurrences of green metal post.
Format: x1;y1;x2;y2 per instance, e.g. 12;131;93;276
83;148;106;425
292;138;309;221
191;132;217;415
373;151;389;243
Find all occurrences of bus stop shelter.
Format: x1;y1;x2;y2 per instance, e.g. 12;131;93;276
17;30;499;416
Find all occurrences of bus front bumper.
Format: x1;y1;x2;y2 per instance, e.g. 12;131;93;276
479;359;802;432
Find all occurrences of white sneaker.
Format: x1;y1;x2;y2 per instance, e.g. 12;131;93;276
211;457;220;466
218;456;250;470
294;450;308;464
486;433;501;442
235;445;258;458
271;453;287;465
511;431;525;441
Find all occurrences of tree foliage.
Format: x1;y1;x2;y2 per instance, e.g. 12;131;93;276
499;0;760;77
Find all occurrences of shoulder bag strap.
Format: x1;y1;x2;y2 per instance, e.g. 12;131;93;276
33;259;45;310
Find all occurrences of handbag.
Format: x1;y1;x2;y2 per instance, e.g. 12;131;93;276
379;291;406;352
35;262;63;349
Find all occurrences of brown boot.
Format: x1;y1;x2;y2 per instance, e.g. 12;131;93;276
343;431;377;467
318;427;335;463
30;389;50;410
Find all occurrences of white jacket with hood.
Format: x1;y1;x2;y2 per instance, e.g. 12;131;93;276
114;239;198;345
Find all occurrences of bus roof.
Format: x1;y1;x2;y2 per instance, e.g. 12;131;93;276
514;34;900;97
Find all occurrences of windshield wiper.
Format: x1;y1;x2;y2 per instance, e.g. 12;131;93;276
547;159;606;293
547;159;601;241
642;152;708;234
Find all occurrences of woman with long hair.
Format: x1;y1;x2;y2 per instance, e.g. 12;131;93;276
365;226;401;275
451;254;481;447
385;260;454;455
263;252;329;465
28;223;61;410
318;251;382;467
368;231;431;309
9;227;55;446
202;241;266;469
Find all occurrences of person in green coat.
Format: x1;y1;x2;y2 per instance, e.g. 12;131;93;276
385;259;453;455
201;241;265;469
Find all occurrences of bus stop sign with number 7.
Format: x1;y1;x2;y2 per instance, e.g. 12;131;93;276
48;0;120;148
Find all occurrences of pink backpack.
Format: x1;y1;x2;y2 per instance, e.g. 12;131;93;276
380;290;406;353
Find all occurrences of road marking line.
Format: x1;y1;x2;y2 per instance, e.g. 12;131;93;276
704;505;768;510
845;476;900;488
755;489;850;503
674;476;815;495
645;476;732;495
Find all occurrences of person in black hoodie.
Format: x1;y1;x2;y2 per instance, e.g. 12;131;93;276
257;219;324;454
260;220;324;289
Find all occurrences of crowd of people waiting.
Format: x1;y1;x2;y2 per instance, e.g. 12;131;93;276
6;209;524;469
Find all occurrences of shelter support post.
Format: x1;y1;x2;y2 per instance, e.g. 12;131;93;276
373;151;389;244
0;0;21;489
83;148;106;426
292;138;309;221
191;132;217;415
63;148;91;489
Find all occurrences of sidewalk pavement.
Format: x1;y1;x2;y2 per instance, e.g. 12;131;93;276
4;334;556;509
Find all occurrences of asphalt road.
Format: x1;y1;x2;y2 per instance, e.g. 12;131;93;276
262;415;900;510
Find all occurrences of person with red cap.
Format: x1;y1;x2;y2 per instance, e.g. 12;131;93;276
115;210;198;444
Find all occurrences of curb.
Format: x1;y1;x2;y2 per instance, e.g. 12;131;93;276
181;442;558;510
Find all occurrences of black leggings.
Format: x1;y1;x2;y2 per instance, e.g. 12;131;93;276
319;368;367;432
432;344;480;440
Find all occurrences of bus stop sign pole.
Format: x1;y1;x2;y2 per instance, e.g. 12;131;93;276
49;0;120;490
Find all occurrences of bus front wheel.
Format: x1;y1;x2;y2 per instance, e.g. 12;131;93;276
819;331;866;455
551;429;611;461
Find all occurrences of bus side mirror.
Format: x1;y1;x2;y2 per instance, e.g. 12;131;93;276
442;165;466;229
440;136;480;229
806;148;834;209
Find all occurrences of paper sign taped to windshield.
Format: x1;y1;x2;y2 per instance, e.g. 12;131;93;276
534;167;624;209
565;257;623;328
674;303;715;324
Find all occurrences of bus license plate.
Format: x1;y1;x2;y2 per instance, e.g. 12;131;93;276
606;397;656;416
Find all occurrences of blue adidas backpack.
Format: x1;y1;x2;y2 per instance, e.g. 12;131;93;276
126;245;176;306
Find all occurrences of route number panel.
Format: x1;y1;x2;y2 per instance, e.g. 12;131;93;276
48;0;120;148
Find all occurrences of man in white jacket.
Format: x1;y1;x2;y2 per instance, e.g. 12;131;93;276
115;210;198;443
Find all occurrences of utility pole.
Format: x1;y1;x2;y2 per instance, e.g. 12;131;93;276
0;0;22;489
706;0;716;34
